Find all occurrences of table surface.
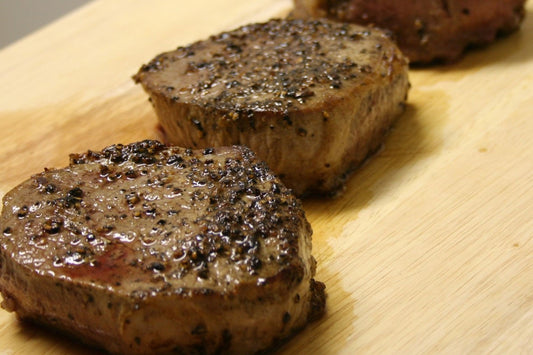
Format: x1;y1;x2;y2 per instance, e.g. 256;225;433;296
0;0;532;354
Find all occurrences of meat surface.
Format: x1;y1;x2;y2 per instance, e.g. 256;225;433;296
0;140;325;355
291;0;527;64
133;18;409;196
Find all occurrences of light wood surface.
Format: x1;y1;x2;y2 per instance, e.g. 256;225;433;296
1;0;532;354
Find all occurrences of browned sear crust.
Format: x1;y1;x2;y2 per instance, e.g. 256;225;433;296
291;0;527;64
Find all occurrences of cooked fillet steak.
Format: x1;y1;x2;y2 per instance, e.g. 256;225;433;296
0;140;325;355
133;18;409;196
291;0;527;64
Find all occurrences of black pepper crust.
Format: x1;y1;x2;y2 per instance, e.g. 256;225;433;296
0;141;325;354
133;18;410;196
0;140;312;296
134;18;394;115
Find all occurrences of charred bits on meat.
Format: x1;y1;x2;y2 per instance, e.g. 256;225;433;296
65;187;83;208
43;217;63;234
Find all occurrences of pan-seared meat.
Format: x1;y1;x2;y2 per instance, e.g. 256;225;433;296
0;140;325;355
291;0;527;64
133;18;409;196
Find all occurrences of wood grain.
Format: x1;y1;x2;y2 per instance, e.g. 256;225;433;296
0;0;532;354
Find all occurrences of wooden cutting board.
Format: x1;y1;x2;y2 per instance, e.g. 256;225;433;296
0;0;532;353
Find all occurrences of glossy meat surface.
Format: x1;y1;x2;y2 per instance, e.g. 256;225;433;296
0;140;325;354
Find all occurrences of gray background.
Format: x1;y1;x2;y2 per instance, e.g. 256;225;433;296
0;0;91;49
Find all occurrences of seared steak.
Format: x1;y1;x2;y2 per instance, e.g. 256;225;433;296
0;140;325;355
291;0;527;64
133;18;409;196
